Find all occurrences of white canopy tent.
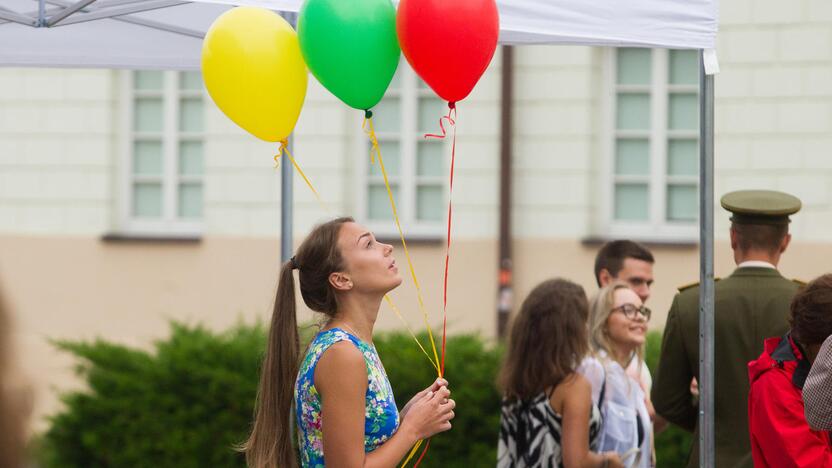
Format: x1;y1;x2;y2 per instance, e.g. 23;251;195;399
0;1;719;465
0;0;717;68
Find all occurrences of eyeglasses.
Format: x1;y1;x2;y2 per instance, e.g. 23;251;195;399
611;303;651;321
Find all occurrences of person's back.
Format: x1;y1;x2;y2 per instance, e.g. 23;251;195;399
498;279;622;468
652;189;803;468
668;269;799;466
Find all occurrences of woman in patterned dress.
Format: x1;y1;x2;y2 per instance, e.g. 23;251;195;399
241;217;456;468
498;279;624;468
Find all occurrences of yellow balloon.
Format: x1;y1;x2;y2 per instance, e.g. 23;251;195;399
202;7;308;142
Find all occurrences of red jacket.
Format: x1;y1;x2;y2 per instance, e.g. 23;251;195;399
748;333;832;467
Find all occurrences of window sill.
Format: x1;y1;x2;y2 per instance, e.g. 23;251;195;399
374;235;444;246
101;233;202;244
581;235;698;248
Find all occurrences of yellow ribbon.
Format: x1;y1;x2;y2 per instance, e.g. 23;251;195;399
274;139;327;210
363;116;443;379
384;295;441;376
401;439;424;468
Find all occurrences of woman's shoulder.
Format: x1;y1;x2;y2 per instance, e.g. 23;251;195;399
302;329;365;375
560;372;591;393
550;373;591;414
314;340;368;390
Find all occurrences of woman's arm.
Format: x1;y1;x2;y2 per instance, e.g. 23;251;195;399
316;342;454;468
559;375;623;468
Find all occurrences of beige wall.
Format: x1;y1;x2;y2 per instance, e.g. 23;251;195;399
3;234;829;427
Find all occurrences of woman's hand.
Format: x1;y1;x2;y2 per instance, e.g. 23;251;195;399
399;385;455;441
400;378;448;420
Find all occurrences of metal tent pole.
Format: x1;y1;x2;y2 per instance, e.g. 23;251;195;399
698;49;716;468
281;138;294;262
280;11;298;263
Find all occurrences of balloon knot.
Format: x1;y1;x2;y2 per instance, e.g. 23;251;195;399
365;110;373;119
448;102;456;110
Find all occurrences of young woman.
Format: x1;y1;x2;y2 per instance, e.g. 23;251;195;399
242;218;456;468
580;283;653;468
498;278;623;468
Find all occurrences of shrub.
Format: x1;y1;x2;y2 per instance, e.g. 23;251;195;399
38;323;501;467
38;324;688;467
645;331;694;466
375;332;503;468
39;322;263;468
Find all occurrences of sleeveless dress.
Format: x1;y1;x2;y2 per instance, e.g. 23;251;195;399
498;391;602;468
294;328;400;468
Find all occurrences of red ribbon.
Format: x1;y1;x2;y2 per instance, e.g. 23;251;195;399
411;103;457;468
424;102;456;377
412;439;432;468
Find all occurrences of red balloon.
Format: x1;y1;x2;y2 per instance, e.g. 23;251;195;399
397;0;499;104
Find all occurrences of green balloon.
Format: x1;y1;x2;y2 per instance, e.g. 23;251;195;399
298;0;400;111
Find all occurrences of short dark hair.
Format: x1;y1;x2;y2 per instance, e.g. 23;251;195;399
790;273;832;348
731;222;788;255
594;240;654;287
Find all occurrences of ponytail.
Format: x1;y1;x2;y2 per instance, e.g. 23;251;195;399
243;262;299;468
242;216;352;467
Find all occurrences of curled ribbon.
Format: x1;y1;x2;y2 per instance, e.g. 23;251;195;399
274;139;327;210
424;102;457;377
424;101;457;140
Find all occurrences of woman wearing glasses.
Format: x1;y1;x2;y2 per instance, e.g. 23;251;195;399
579;282;654;468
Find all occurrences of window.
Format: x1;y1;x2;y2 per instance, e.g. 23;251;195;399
357;64;447;238
601;48;699;240
120;70;204;236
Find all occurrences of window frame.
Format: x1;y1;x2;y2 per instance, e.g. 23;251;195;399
353;65;448;240
599;48;699;242
118;70;204;238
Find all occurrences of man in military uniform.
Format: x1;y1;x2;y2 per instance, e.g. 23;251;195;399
652;190;803;468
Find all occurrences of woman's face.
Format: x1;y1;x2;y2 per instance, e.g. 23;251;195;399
336;222;402;294
605;287;648;351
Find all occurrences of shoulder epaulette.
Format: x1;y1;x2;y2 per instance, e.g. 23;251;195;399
677;281;698;292
677;278;721;293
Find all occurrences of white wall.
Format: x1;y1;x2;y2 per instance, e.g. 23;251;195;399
0;68;116;235
3;2;832;243
512;45;599;239
715;0;832;240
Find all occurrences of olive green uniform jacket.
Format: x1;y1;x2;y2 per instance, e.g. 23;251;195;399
651;267;801;468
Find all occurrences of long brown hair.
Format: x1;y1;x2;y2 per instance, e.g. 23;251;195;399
0;285;28;468
498;278;590;401
242;217;353;468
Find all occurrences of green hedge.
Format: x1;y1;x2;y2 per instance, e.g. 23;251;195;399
39;323;264;468
374;332;503;467
646;331;694;467
39;323;688;467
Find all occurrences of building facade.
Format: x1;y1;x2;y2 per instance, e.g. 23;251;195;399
3;0;832;425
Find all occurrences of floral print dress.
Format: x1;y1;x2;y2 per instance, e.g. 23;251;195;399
295;328;400;467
